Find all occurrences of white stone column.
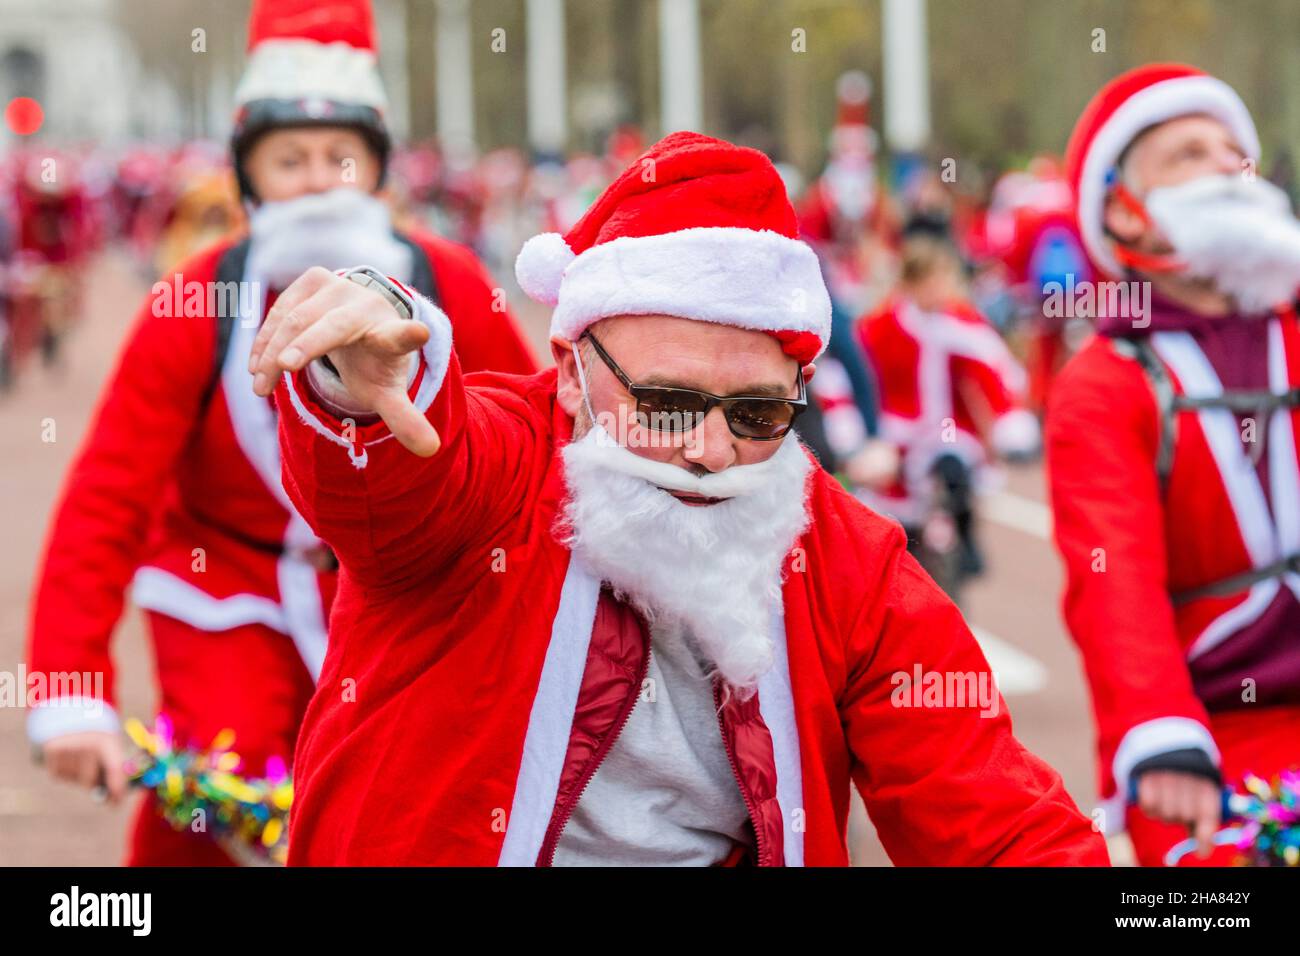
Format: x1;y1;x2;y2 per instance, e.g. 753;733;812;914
882;0;930;153
658;0;702;134
375;0;411;143
525;0;567;155
435;0;475;157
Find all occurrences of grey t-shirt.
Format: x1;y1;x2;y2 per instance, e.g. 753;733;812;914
551;621;754;866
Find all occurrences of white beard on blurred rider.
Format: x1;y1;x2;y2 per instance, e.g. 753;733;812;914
247;187;414;289
1144;173;1300;315
560;352;812;698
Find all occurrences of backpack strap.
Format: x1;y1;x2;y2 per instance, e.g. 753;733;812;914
201;237;252;413
1172;552;1300;605
1173;388;1300;414
391;229;441;305
1114;333;1300;605
1116;334;1300;479
1112;335;1179;487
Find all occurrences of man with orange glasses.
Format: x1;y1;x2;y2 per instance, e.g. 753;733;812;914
1050;64;1300;865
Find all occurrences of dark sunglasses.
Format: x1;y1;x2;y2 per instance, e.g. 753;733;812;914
581;331;808;441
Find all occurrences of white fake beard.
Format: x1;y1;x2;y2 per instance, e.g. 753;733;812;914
1145;174;1300;315
560;421;813;696
247;188;413;288
824;158;876;223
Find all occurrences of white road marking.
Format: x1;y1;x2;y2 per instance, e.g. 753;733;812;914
981;490;1052;540
971;625;1049;696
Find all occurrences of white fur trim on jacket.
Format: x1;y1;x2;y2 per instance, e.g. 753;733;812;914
132;566;327;682
497;555;602;865
1078;75;1259;278
283;290;453;469
1112;716;1220;806
497;554;807;866
517;227;832;357
235;38;388;111
27;696;122;746
990;408;1041;458
132;566;290;633
1149;324;1300;657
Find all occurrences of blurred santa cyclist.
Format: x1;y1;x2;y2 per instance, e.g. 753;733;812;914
982;156;1092;413
25;0;536;865
857;234;1040;602
1049;63;1300;865
6;151;95;381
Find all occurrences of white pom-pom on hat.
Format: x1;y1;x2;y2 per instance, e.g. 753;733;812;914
514;232;575;306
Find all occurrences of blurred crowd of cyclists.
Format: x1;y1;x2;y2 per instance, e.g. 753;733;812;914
14;68;1275;602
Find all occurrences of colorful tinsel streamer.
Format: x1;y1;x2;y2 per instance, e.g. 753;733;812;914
122;716;292;866
1164;770;1300;866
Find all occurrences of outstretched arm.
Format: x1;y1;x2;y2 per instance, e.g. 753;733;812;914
257;268;542;589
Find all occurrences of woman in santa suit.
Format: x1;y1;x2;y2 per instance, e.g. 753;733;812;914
24;0;536;865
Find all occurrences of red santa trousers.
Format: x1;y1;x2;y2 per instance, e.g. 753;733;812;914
124;611;315;866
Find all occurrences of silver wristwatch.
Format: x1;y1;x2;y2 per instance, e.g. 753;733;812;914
340;265;414;321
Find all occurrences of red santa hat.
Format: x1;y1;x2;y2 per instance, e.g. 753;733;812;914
829;70;877;157
515;131;832;364
231;0;390;198
1065;63;1259;278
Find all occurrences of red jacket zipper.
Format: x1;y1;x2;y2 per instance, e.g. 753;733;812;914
536;636;652;866
713;679;770;866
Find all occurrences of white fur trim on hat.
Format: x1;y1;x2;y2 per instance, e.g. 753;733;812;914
534;226;832;356
514;232;575;306
1078;74;1259;277
235;38;388;111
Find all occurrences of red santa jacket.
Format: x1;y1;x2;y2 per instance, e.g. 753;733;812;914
857;296;1038;520
25;229;537;744
1046;313;1300;807
275;293;1108;866
16;180;94;264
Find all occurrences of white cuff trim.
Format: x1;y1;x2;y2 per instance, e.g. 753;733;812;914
282;291;452;469
27;696;121;746
990;408;1041;457
1113;716;1220;803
